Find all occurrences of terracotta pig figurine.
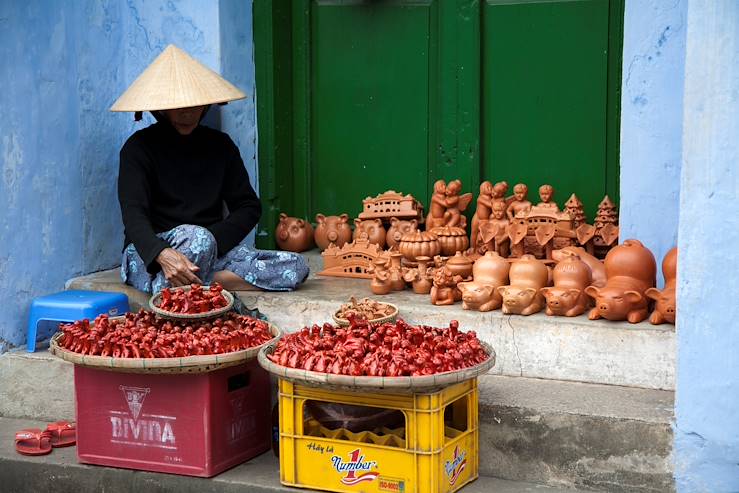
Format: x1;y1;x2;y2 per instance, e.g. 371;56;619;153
497;255;548;315
386;218;418;249
275;213;314;252
552;246;606;288
354;218;386;249
540;255;592;317
585;239;657;323
458;251;510;312
314;213;353;250
646;247;677;325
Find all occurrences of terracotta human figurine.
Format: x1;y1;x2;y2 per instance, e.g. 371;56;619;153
585;239;656;323
645;247;677;325
478;201;510;257
470;181;494;249
275;214;314;253
314;214;353;250
497;255;548;315
426;180;448;230
506;183;532;221
426;179;473;230
540;254;592;317
536;184;559;211
430;266;462;305
492;181;510;209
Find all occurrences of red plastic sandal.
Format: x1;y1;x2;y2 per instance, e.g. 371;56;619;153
15;429;53;456
46;421;76;447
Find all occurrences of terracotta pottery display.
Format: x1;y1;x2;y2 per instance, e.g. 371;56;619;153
445;251;474;279
430;266;462;306
497;255;548;315
457;251;510;312
646;247;677;325
540;254;592;317
425;179;473;230
552;246;606;288
493;181;510;209
506;183;532;221
388;252;406;291
314;213;353;250
432;226;470;256
536;184;559;211
319;235;389;279
275;213;314;252
398;230;440;263
470;181;494;248
403;256;433;294
369;259;392;295
477;201;510;257
585;239;656;323
386;218;419;250
353;218;386;249
358;190;424;222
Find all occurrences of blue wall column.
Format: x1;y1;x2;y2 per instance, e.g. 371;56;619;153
618;0;687;286
674;1;739;491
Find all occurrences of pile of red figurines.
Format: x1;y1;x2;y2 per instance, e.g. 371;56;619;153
267;318;488;377
156;283;229;314
57;310;273;358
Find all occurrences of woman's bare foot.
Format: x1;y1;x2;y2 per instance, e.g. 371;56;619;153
212;270;263;291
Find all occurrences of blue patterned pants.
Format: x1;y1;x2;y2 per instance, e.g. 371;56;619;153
121;225;309;293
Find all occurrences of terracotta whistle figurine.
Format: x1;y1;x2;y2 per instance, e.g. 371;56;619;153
497;255;548;315
540;254;592;317
458;251;510;312
645;247;677;325
506;183;532;221
369;258;392;295
585;239;657;323
386;218;418;250
470;181;494;248
430;266;462;306
275;213;314;252
552;246;606;288
314;213;353;250
403;256;433;294
353;218;387;249
426;179;473;230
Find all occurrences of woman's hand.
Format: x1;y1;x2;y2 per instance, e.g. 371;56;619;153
156;248;202;286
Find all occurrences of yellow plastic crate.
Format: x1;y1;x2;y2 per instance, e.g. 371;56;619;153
278;378;479;493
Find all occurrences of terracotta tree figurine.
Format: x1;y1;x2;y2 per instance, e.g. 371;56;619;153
478;201;510;257
564;194;587;228
536;184;559;211
470;181;494;248
506;183;532;221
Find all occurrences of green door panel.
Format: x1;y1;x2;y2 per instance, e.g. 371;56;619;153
483;0;612;219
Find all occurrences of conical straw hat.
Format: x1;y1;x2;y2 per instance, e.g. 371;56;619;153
110;44;246;112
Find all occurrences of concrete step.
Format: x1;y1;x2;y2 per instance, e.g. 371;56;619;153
67;252;675;390
0;349;674;492
0;417;587;493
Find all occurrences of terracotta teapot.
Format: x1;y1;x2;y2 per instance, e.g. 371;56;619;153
497;255;548;315
645;247;677;325
540;254;592;317
445;252;474;279
386;218;418;250
314;213;352;250
585;239;656;323
275;213;314;252
353;218;386;249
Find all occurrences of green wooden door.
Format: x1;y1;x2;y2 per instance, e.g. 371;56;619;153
254;0;622;247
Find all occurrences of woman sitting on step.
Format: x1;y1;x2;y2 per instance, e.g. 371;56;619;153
112;45;308;293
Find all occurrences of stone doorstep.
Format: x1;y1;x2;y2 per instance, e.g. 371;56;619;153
0;419;585;493
67;259;676;391
0;348;674;492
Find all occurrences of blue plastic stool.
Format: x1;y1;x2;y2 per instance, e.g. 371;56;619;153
27;290;130;352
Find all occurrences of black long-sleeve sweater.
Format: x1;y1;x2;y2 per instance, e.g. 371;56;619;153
117;121;262;274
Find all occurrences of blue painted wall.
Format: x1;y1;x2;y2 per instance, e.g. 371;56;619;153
674;2;739;491
0;0;256;352
618;0;687;286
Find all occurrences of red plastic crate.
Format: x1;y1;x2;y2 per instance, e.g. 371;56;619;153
74;359;270;477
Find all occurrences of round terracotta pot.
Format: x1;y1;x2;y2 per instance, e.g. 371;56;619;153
431;226;469;256
445;252;474;279
398;231;440;263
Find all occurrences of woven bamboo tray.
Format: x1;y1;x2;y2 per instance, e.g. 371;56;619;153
332;302;399;327
149;285;235;320
49;322;282;374
257;339;495;394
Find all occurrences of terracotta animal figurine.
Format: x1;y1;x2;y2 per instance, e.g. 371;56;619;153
354;218;386;249
470;181;494;248
426;179;473;230
314;213;352;250
403;256;433;294
458;251;510;312
431;266;462;306
540;254;592;317
275;213;314;252
645;247;677;325
506;183;532;221
386;218;418;249
552;246;606;288
497;255;548;315
585;239;657;323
